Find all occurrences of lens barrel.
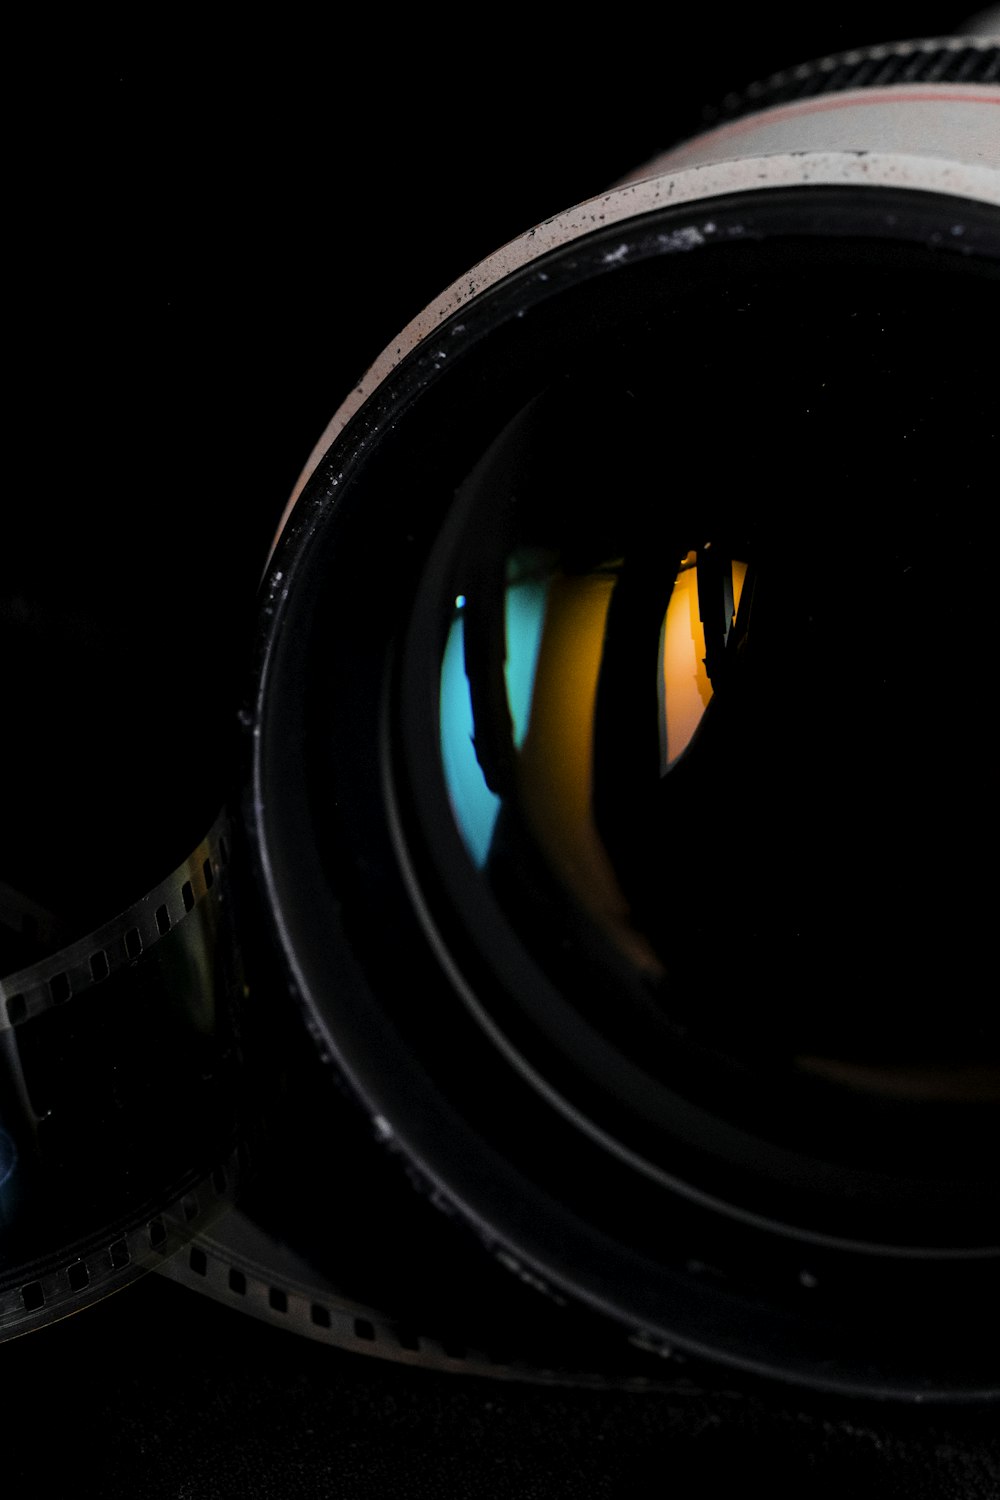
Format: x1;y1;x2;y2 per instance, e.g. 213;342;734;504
249;36;999;1400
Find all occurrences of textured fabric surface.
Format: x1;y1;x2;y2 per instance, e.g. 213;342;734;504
6;1277;997;1498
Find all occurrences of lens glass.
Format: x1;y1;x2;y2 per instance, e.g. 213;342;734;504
260;195;999;1391
407;237;1000;1241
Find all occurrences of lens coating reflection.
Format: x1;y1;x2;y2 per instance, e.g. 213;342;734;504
428;273;1000;1154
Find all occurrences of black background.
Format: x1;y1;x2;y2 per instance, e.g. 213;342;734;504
4;8;999;1494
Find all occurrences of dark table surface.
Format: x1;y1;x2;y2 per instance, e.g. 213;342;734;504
6;1268;997;1498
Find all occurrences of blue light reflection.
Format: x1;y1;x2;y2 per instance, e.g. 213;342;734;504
440;574;549;867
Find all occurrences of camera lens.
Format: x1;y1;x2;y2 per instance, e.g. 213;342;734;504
245;45;999;1399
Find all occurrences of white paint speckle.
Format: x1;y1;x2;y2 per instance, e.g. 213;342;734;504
657;225;705;252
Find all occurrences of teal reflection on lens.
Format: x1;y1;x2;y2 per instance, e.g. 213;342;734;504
439;574;549;866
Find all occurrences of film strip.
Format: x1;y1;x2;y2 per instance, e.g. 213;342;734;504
0;813;677;1387
0;814;252;1339
1;817;231;1029
159;1208;688;1391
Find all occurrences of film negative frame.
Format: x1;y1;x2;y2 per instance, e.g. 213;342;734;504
1;815;252;1339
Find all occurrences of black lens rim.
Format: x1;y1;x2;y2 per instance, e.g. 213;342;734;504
248;184;1000;1400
